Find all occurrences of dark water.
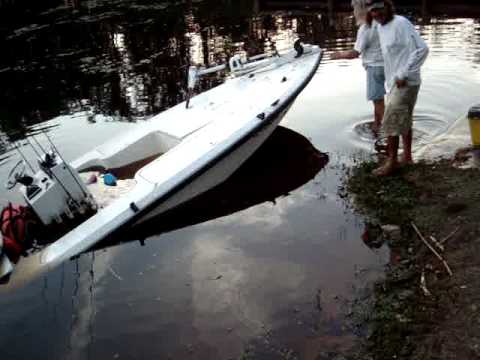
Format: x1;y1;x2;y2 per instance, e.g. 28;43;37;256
1;1;480;359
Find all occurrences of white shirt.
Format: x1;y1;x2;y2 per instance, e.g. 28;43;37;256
354;23;384;68
376;15;429;91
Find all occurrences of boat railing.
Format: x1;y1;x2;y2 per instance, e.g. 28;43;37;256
185;52;277;109
186;40;310;109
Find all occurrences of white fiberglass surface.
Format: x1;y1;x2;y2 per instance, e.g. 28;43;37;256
42;50;319;267
72;50;317;175
150;50;319;140
95;131;178;169
137;51;320;186
41;182;156;265
73;129;180;171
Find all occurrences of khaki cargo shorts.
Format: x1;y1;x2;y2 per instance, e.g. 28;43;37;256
382;85;420;137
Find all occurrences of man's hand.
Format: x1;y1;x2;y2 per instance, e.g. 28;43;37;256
330;50;360;60
331;51;348;60
396;78;408;88
330;52;341;60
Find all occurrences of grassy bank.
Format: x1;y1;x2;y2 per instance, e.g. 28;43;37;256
345;160;480;360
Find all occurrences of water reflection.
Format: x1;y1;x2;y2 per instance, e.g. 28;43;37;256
0;126;327;290
0;0;333;135
0;1;480;359
1;0;479;143
95;126;329;250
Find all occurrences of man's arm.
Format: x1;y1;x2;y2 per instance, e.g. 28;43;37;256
395;19;429;85
331;24;367;61
331;50;360;60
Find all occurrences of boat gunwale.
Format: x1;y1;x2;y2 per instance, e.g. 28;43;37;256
124;48;323;229
23;48;322;265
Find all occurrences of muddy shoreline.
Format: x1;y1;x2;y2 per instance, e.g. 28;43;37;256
344;158;480;360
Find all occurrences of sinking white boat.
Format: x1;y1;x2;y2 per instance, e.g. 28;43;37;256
0;43;322;281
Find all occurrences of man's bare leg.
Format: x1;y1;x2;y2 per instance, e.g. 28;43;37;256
401;128;413;165
373;135;399;176
371;99;385;136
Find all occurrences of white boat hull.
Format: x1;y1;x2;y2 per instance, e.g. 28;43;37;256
2;45;322;284
134;105;291;225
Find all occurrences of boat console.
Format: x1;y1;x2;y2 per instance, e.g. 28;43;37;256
15;153;97;226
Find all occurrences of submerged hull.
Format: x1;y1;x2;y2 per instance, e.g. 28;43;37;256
2;45;322;284
134;104;291;225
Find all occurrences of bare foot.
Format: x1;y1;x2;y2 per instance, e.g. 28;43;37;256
399;157;414;166
373;159;398;177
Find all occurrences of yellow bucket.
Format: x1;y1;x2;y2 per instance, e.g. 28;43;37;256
468;105;480;147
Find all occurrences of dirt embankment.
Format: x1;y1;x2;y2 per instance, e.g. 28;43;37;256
345;160;480;360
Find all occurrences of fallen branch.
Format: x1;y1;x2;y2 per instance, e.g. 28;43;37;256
107;265;123;281
429;235;445;252
439;226;460;245
420;270;432;297
411;222;453;276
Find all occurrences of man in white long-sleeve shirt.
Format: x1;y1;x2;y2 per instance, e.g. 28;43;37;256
366;0;429;176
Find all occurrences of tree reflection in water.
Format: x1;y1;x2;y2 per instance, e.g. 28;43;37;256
0;0;334;138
